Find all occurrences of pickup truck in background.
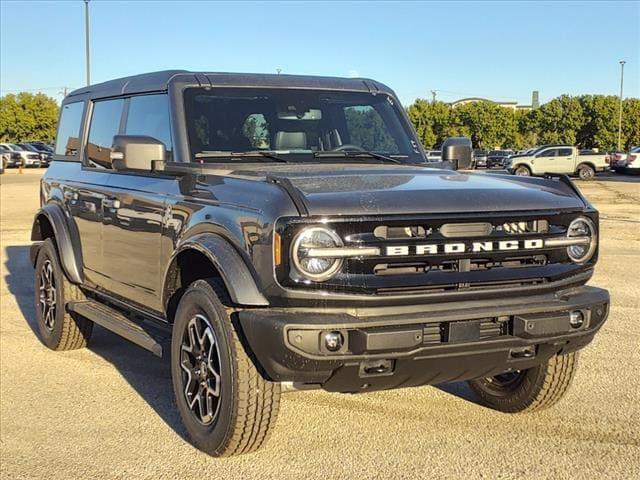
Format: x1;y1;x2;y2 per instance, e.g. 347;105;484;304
506;145;609;180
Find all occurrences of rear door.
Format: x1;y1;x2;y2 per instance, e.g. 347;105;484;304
100;94;174;312
73;98;125;287
555;147;575;173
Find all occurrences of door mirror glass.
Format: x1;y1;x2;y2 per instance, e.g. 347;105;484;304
111;135;166;172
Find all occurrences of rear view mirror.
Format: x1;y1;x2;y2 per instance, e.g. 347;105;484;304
110;135;166;172
441;137;473;170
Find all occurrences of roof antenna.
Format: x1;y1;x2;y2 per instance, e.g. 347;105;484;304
276;68;282;75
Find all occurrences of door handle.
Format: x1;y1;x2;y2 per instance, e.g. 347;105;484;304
102;198;121;209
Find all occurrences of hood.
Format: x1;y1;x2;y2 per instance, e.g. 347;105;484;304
228;164;586;216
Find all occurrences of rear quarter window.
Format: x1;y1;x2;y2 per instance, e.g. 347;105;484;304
55;101;85;158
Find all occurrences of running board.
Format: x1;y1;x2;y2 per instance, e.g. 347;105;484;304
67;300;164;357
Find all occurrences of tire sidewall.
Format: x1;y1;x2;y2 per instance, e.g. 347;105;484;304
34;239;67;348
578;164;595;180
472;367;544;411
171;280;236;454
515;165;530;176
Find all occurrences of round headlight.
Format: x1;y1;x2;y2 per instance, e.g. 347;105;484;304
291;227;343;281
566;217;597;263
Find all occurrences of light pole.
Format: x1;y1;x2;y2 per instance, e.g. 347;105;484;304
617;60;625;150
84;0;91;86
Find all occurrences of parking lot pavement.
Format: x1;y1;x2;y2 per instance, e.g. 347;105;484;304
1;170;639;479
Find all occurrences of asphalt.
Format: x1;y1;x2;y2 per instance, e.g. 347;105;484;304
1;169;639;479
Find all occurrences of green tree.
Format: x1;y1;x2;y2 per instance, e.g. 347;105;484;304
0;92;59;143
622;98;640;149
536;95;584;145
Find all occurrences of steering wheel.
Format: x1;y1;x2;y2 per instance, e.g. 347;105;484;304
332;144;366;152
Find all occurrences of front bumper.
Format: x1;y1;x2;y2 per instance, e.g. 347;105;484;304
238;285;609;393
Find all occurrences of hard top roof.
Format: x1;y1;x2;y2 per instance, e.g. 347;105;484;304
65;70;395;102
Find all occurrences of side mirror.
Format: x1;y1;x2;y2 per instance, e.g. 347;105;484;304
441;137;473;170
110;135;166;172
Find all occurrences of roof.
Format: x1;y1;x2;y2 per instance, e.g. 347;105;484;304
66;70;395;101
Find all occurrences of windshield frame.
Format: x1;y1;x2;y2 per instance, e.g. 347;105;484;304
180;86;426;165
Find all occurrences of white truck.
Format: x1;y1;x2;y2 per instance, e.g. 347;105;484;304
506;145;609;180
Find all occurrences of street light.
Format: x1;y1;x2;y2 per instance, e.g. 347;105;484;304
84;0;91;86
617;60;626;150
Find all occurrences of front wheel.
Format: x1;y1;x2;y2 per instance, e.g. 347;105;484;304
171;279;280;456
514;165;531;176
467;352;579;413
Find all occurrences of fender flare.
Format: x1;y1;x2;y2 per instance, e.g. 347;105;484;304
31;204;84;284
163;233;269;308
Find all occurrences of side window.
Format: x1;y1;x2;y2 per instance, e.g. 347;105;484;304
55;101;84;157
343;105;398;153
241;113;270;149
538;149;557;157
86;99;124;169
125;95;173;154
558;148;573;156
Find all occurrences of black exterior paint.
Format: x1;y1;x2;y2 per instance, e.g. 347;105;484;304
31;71;610;391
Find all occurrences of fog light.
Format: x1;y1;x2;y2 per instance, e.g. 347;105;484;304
569;310;585;328
324;331;344;352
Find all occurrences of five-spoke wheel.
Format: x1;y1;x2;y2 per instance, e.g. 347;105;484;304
180;314;222;425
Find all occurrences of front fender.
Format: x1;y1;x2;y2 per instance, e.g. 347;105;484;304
164;233;268;307
31;204;84;284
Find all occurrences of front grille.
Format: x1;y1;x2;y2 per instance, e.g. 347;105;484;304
276;211;592;295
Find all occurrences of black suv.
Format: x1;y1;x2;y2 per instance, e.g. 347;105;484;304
31;71;609;456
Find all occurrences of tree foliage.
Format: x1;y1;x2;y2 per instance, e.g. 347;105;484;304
0;92;60;143
406;95;640;151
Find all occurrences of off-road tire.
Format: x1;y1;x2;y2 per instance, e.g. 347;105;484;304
171;279;280;456
34;238;93;350
467;352;579;413
577;163;595;180
514;165;531;176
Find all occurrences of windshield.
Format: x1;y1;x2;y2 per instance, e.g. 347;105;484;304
183;88;422;163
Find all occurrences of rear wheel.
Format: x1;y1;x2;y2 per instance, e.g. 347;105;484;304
514;165;531;176
467;352;579;413
34;238;93;350
171;279;280;456
577;163;595;180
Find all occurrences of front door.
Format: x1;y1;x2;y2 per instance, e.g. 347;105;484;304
533;148;558;173
99;93;175;313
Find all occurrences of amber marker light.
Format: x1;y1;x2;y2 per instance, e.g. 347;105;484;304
274;232;282;266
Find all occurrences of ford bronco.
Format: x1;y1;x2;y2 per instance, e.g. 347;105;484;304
31;71;610;456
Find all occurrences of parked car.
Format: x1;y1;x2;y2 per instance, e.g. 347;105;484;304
506;145;609;180
0;143;41;167
0;144;22;168
31;70;609;457
473;149;488;168
608;150;627;168
18;142;52;167
613;146;640;175
486;149;513;168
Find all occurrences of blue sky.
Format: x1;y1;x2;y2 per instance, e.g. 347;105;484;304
1;0;638;106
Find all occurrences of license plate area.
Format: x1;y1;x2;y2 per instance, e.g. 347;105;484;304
442;320;481;343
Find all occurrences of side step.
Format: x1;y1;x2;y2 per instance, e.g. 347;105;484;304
68;300;165;357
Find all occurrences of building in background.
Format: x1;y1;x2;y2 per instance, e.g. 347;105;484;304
450;90;539;111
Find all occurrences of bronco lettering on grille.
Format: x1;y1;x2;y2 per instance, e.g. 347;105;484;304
385;239;545;256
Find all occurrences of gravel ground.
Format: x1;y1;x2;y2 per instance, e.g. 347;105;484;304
1;169;639;479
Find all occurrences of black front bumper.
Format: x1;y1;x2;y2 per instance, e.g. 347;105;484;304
237;285;609;393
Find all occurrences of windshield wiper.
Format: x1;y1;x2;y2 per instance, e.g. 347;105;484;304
195;150;290;163
313;150;403;164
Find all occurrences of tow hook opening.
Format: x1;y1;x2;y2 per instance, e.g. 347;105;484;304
510;346;536;359
359;359;394;377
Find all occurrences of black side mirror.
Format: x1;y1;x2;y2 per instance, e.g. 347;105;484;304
441;137;473;170
110;135;166;172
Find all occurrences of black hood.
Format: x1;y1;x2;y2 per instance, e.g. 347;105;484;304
228;164;586;216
